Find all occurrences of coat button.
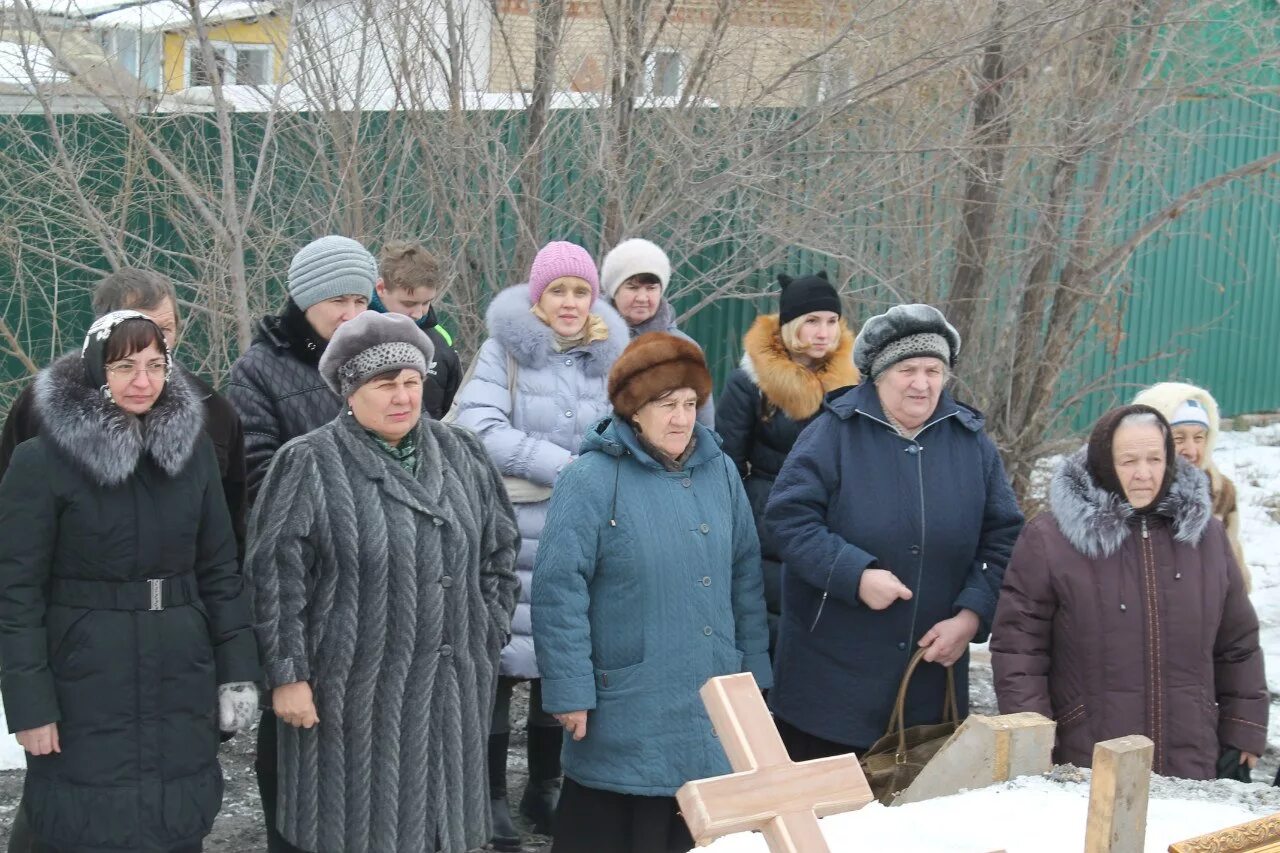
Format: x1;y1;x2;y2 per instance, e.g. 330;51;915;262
910;545;921;555
432;517;443;526
441;576;453;588
699;523;710;534
682;478;692;488
703;626;713;636
440;645;453;657
564;358;573;366
702;576;712;587
564;410;573;418
897;641;907;651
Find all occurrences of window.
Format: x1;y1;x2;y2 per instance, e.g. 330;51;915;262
185;41;272;87
645;49;684;99
99;28;163;90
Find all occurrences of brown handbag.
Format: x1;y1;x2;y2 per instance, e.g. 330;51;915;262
859;647;959;805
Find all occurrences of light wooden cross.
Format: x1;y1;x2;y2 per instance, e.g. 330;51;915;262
676;673;874;851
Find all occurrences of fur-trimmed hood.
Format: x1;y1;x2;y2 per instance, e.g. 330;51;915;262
1048;448;1212;560
485;283;629;376
1132;381;1226;489
33;352;205;487
740;313;858;421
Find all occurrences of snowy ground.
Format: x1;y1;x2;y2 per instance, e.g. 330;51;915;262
699;766;1280;853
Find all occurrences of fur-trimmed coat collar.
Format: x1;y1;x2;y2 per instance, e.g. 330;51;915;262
485;283;629;376
34;352;205;487
1048;448;1212;560
740;314;858;421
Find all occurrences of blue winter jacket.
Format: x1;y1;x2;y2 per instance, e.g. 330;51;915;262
455;284;628;678
765;381;1023;748
532;418;772;796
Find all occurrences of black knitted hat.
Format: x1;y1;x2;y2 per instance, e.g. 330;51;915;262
778;271;841;325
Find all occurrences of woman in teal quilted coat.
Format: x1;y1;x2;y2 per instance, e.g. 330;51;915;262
532;332;771;853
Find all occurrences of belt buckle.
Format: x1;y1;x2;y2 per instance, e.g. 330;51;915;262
149;578;164;611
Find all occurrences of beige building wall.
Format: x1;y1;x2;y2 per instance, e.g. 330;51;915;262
487;1;994;108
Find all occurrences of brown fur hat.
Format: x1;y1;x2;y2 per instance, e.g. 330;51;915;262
609;332;712;419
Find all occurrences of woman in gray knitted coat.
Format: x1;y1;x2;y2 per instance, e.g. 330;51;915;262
245;312;521;853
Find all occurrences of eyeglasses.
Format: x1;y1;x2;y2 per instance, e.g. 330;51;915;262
105;361;168;381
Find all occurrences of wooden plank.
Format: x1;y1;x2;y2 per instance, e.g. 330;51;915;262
1084;735;1154;853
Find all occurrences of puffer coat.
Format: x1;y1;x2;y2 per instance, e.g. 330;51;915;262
226;301;344;504
533;418;770;795
453;284;628;678
991;451;1267;779
0;354;259;851
764;381;1023;749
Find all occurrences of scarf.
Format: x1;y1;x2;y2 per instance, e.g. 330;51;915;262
366;427;419;475
531;305;611;352
637;432;698;473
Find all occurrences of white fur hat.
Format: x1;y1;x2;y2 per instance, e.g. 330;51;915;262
600;238;672;299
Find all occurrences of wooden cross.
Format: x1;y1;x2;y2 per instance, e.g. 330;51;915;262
676;673;874;851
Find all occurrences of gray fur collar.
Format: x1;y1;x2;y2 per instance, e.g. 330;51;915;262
34;352;205;487
1048;449;1212;559
485;283;629;376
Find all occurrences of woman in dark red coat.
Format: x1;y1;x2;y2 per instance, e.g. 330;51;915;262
991;404;1267;780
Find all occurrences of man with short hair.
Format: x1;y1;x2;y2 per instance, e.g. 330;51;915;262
372;239;461;419
0;268;247;550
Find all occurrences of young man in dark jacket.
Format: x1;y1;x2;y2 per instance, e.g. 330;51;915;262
371;239;461;419
226;234;376;853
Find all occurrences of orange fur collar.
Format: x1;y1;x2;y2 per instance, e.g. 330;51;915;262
741;314;859;421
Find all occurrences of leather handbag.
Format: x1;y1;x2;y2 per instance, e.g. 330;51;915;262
445;349;554;504
860;647;959;805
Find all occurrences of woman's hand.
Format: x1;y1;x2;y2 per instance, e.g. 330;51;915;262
918;610;980;666
858;568;913;610
17;723;59;756
274;681;319;729
555;711;588;741
1241;751;1260;769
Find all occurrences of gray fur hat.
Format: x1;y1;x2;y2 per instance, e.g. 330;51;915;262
319;311;435;397
853;304;961;380
288;235;378;312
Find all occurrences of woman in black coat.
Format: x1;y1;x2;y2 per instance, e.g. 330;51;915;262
0;311;260;852
715;272;858;647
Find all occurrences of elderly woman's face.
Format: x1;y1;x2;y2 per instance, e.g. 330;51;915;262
876;357;946;430
349;368;423;445
1112;421;1167;509
105;342;167;416
538;276;594;338
632;387;699;458
1172;424;1209;468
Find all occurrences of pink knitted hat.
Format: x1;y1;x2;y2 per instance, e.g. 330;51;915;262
528;241;600;304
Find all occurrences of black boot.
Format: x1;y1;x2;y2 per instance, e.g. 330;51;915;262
518;724;563;835
489;733;522;852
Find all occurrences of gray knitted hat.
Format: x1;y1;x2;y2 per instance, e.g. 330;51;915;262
853;304;961;380
319;311;435;397
288;236;379;312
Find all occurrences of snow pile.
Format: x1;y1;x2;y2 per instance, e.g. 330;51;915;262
696;769;1280;853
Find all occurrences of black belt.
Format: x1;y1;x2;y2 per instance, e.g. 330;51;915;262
50;573;200;612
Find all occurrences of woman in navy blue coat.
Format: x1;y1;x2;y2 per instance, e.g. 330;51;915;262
764;304;1024;760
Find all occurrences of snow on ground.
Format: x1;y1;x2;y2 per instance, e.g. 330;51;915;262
697;769;1280;853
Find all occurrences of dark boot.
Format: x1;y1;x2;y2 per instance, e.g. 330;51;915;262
518;724;563;835
489;733;522;852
